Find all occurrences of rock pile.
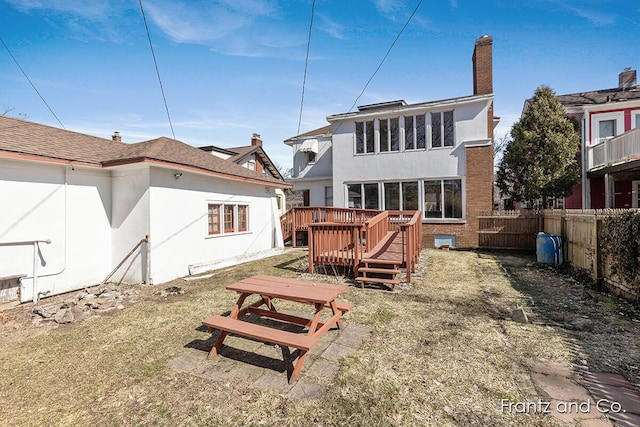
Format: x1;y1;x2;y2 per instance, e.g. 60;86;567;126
32;284;140;324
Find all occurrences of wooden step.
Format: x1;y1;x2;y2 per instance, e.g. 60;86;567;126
361;258;400;266
355;276;399;284
358;267;400;275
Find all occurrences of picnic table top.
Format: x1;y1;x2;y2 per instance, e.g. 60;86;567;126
226;275;347;305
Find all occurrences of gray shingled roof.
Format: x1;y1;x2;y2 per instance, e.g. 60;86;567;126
556;86;640;108
0;116;288;186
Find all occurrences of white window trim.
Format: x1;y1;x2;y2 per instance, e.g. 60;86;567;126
592;112;624;145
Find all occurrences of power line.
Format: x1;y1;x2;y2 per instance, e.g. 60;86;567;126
138;0;175;140
334;0;424;133
0;36;65;129
296;0;316;137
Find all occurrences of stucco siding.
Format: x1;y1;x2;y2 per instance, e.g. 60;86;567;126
148;167;283;283
0;159;112;302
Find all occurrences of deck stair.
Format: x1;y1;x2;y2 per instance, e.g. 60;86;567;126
355;231;403;290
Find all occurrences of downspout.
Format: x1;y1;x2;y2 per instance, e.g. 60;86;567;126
34;165;70;300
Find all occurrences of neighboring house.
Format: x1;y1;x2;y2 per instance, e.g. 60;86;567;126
199;133;287;215
285;36;497;248
0;116;290;304
283;125;333;207
553;68;640;209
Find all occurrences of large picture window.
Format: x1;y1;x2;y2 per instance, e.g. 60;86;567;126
347;179;463;219
424;179;462;219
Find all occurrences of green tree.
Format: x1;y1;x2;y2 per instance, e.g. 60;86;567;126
496;85;580;208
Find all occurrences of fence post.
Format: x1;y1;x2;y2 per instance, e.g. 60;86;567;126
308;226;314;274
594;215;602;282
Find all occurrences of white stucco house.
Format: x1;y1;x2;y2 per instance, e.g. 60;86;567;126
285;36;497;249
284;125;333;207
0;116;290;304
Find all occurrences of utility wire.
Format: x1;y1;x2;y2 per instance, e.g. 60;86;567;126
296;0;316;137
0;36;65;129
138;0;175;140
334;0;424;133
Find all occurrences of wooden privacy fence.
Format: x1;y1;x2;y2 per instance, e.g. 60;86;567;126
477;210;541;250
542;209;639;301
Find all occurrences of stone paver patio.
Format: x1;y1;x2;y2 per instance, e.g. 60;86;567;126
169;318;373;398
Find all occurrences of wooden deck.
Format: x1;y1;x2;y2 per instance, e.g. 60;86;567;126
280;207;422;289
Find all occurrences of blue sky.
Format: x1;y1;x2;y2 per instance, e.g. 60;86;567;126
1;0;638;170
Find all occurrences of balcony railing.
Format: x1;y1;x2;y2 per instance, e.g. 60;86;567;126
588;128;640;171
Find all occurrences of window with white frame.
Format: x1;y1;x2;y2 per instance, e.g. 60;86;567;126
355;120;375;154
404;115;426;150
379;117;400;152
307;151;316;164
431;110;455;148
208;203;249;235
598;119;616;143
424;179;462;219
348;179;463;219
635;113;640;129
347;183;362;208
363;183;378;209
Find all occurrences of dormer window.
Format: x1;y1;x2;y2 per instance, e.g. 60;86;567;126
307;151;316;164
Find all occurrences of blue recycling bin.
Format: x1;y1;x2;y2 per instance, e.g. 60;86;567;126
536;233;563;266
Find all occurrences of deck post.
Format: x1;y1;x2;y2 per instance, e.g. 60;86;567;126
308;226;314;274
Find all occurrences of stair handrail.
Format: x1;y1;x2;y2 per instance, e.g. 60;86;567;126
398;210;422;283
363;211;389;253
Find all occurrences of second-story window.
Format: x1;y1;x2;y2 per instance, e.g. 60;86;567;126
404;115;426;150
431;110;455;148
307;152;316;164
355;120;375;154
380;117;399;152
598;119;616;143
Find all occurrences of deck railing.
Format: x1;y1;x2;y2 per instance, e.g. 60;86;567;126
588;128;640;171
395;210;422;283
280;206;381;247
305;208;422;283
307;222;364;273
363;211;389;252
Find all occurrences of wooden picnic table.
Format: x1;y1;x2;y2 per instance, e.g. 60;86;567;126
202;275;352;383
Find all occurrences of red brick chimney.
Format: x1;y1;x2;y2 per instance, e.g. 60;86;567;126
472;35;493;95
619;67;637;90
112;132;122;142
251;133;262;147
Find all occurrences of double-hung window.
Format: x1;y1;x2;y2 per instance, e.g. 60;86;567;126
355;120;375;154
431;110;455;148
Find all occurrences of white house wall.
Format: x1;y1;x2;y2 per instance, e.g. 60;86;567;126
148;167;283;283
110;164;151;285
331;100;490;208
0;159;112;302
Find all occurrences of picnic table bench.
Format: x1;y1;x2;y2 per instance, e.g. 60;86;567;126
202;275;352;383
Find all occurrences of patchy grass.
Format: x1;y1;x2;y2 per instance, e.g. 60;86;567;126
0;248;637;426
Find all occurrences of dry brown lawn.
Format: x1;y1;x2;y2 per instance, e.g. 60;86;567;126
0;248;637;426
